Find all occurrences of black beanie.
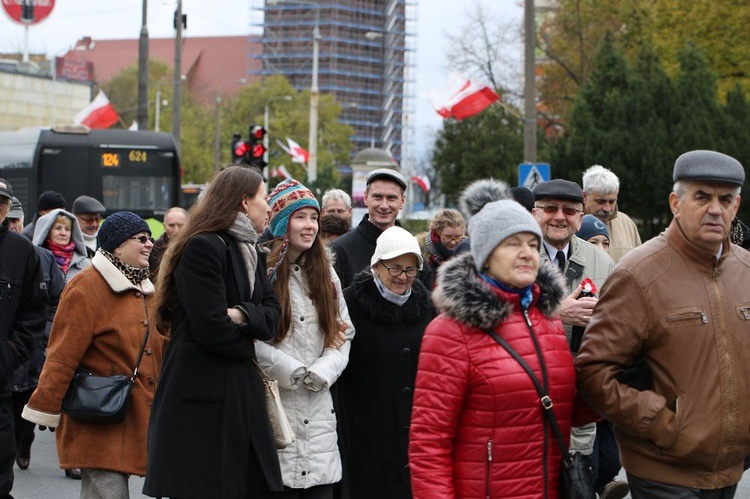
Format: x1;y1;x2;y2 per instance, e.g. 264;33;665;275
98;211;151;252
38;191;67;212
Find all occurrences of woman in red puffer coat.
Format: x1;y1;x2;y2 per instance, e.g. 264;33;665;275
409;197;578;499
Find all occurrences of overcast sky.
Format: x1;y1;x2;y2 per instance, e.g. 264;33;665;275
0;0;522;164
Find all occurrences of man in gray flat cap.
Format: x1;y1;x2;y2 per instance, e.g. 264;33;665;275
577;150;750;498
72;195;106;257
531;179;624;498
331;168;432;289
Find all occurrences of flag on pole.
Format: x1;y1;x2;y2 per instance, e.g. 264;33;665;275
271;165;292;180
426;72;499;120
286;138;309;164
73;90;120;129
276;138;310;164
411;175;431;193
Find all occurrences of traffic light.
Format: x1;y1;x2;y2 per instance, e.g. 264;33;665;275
247;125;267;169
230;133;247;165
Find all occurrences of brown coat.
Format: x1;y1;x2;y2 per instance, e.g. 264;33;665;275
576;221;750;488
23;252;165;476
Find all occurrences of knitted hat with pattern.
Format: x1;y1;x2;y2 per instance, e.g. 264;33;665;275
267;178;320;237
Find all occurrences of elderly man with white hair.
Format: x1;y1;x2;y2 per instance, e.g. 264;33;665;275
582;165;642;263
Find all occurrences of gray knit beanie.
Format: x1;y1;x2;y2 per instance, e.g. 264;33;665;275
468;200;542;272
98;211;151;252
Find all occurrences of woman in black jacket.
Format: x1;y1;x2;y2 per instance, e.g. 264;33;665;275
337;226;435;499
143;166;283;498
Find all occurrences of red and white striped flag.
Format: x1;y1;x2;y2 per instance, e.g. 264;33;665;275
411;175;431;193
427;72;499;120
73;90;120;129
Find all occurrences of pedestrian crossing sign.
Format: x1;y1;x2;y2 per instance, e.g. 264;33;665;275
518;163;551;190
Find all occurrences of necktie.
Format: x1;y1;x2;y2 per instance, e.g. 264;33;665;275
555;250;566;272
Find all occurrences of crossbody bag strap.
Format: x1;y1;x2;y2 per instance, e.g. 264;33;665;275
130;295;152;383
252;359;270;383
484;328;572;462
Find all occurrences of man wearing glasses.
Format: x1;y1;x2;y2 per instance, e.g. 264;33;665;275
72;196;106;258
532;179;624;499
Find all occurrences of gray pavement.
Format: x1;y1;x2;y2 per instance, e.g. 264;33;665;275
11;428;145;498
11;428;750;498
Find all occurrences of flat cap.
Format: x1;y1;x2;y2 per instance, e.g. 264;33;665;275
673;150;745;186
366;168;407;190
73;195;106;214
0;178;12;199
533;179;584;203
8;196;23;219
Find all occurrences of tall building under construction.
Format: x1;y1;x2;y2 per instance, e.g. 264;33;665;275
249;0;416;163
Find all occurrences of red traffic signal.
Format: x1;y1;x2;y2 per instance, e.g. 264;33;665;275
250;125;267;142
234;141;249;158
250;143;267;159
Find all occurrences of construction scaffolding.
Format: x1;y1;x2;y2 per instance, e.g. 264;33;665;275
248;0;416;165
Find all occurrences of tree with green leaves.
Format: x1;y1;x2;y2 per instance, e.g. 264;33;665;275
431;104;526;206
220;75;353;194
554;36;750;239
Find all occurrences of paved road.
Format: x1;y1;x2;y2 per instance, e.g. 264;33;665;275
12;429;145;498
11;429;750;498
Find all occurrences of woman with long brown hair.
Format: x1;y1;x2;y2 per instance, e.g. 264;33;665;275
256;178;353;498
143;166;283;498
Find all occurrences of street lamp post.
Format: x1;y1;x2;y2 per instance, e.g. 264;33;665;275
264;95;293;179
268;0;320;185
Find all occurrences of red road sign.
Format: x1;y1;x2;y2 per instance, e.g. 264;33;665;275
2;0;55;25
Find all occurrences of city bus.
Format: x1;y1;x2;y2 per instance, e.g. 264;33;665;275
0;125;181;220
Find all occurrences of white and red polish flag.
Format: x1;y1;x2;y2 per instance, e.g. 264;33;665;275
73;90;120;129
286;138;310;164
411;175;431;193
427;72;499;120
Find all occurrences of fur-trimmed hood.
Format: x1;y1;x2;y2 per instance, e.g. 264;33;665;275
432;252;565;330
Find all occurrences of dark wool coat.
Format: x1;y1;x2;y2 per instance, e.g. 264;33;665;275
338;272;435;499
143;233;283;498
0;226;47;397
12;246;64;393
409;253;576;499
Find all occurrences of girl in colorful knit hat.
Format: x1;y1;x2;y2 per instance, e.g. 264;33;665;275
257;178;354;496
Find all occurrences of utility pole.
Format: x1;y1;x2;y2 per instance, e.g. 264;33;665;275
523;0;537;163
172;0;183;155
137;0;149;130
307;9;320;185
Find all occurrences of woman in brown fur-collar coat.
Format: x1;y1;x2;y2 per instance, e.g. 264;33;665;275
23;211;165;498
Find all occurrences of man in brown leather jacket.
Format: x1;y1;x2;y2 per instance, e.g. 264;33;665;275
576;150;750;498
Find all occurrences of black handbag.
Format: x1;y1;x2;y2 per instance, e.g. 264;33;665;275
485;326;596;499
62;308;151;425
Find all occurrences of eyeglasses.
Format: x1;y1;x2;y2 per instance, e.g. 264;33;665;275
78;215;102;224
381;263;420;278
535;204;581;217
129;235;155;244
440;234;465;243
